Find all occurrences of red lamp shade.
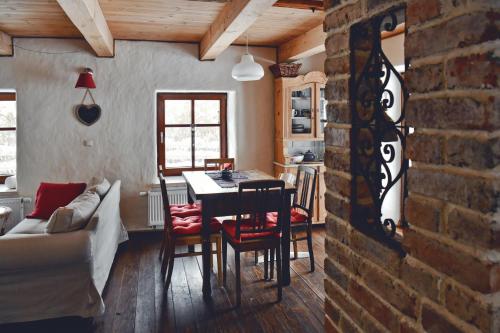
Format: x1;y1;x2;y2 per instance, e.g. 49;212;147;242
75;69;96;89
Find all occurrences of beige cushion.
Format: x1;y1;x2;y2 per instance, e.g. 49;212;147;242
87;177;111;198
46;191;100;233
6;218;48;235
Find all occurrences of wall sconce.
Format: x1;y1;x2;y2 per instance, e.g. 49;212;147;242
74;68;101;126
75;68;96;89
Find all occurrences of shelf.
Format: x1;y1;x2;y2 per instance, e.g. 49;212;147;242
273;161;325;168
291;116;311;119
291;97;311;100
283;138;325;142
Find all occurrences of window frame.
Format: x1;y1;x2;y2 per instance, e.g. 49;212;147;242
157;92;228;176
0;93;16;179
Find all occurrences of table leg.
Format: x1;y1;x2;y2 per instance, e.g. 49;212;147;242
281;193;291;286
187;184;194;205
201;199;212;299
187;185;195;253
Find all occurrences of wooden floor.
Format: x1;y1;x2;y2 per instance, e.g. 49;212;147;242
1;227;326;333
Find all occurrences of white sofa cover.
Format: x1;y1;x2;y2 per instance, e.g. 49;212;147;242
0;180;128;324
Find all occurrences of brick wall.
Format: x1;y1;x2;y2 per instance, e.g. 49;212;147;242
323;1;499;332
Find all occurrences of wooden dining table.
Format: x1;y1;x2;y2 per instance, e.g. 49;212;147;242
183;169;296;299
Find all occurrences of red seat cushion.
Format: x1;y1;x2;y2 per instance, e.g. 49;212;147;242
172;215;221;236
222;219;278;243
170;203;201;218
27;182;87;219
266;209;308;224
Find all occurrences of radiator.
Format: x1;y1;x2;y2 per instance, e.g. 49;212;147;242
0;197;33;233
148;187;188;228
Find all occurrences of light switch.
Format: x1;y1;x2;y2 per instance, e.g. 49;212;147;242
83;139;94;147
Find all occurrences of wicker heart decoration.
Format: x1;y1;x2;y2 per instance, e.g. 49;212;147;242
75;104;101;126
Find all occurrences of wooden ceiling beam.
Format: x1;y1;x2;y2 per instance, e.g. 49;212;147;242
278;23;325;62
0;31;13;56
56;0;114;57
200;0;277;60
273;0;323;10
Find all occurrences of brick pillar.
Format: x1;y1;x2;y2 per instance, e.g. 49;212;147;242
323;1;500;332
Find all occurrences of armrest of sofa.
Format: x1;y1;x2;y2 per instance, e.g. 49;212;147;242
0;230;92;271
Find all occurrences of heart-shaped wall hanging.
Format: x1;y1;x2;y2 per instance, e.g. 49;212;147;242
75;104;101;126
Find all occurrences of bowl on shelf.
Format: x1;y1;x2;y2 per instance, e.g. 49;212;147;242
290;155;304;164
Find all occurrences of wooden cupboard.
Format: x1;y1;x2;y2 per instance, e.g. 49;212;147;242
273;71;327;224
274;71;327;141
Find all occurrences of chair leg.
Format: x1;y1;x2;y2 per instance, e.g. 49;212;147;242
276;244;282;302
270;247;275;280
159;239;165;261
254;250;258;265
222;236;227;286
161;239;171;275
235;250;241;307
210;243;214;272
216;236;223;286
161;251;167;276
307;225;315;272
264;249;269;280
164;245;175;292
159;228;168;261
292;231;298;260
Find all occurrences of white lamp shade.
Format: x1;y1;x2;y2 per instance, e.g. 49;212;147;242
231;54;264;81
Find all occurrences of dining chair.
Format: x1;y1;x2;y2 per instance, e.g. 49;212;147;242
222;179;285;307
204;158;235;171
253;172;297;265
158;177;202;260
267;166;317;273
159;174;223;290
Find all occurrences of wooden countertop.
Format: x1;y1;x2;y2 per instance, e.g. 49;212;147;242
273;161;324;168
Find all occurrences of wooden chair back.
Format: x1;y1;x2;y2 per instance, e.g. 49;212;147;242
235;179;286;240
293;166;317;219
204;158;235;171
159;174;174;237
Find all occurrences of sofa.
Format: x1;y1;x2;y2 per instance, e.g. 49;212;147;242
0;180;128;324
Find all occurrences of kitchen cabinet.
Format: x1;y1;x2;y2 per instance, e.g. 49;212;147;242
275;71;327;141
274;71;327;224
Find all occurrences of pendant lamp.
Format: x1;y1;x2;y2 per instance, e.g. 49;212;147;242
231;35;264;81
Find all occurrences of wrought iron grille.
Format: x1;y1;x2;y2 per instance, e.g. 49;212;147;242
349;6;409;246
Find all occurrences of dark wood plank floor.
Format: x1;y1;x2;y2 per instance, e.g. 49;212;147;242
1;227;326;333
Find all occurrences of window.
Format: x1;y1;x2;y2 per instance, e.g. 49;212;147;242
0;93;16;180
349;6;408;248
157;93;227;176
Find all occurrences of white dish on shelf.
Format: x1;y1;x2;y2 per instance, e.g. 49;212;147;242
290;155;304;163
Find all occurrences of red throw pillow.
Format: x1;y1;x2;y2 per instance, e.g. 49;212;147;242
27;182;87;219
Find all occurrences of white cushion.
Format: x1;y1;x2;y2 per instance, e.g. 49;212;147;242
46;191;100;233
88;177;111;198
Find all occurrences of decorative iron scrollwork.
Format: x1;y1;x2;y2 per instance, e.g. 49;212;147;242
350;6;409;245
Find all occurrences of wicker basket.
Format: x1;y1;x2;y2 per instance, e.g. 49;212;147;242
269;63;302;78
